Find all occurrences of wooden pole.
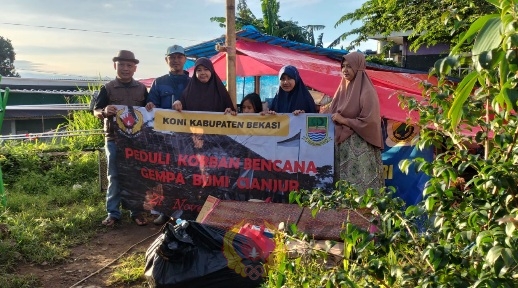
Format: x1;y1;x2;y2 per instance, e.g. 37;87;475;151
226;0;237;108
254;76;260;94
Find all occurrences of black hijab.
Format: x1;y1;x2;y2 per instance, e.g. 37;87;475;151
270;65;316;113
180;57;235;112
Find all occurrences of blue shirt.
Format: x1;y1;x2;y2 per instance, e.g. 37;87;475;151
147;71;190;109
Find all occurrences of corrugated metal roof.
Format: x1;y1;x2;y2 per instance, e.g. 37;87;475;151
0;77;108;89
1;88;94;95
5;110;68;120
185;25;349;61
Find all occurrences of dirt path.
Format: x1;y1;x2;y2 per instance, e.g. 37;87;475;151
16;216;162;288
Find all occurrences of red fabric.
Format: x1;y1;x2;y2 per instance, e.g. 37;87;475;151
367;70;438;95
139;77;154;87
211;41;343;98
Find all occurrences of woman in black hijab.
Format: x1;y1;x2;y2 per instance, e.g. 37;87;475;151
268;65;316;115
173;57;235;113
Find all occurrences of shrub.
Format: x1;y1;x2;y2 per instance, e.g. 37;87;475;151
265;1;518;286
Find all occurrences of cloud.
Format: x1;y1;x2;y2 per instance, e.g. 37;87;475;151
13;59;93;79
13;60;43;71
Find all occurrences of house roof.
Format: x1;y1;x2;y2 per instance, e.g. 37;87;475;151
2;88;94;95
0;77;108;91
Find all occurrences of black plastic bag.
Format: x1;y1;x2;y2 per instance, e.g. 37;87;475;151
145;221;266;288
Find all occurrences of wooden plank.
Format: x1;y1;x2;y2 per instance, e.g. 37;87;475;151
196;196;374;240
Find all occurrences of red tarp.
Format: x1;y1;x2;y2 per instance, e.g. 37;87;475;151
140;39;437;123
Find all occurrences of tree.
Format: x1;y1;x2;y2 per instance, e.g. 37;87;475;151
237;0;257;25
303;25;325;47
0;36;20;77
261;0;280;36
331;0;496;51
210;0;324;46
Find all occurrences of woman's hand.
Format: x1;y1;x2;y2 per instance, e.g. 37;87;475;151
293;110;305;115
224;108;237;116
264;110;277;115
172;100;182;112
331;113;348;125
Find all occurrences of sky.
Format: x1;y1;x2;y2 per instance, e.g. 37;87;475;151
1;0;376;80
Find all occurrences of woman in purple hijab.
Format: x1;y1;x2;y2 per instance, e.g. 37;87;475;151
173;57;235;113
268;65;316;114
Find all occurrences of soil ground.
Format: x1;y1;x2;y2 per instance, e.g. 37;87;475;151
15;214;161;288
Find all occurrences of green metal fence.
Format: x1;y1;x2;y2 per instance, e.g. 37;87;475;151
0;76;10;208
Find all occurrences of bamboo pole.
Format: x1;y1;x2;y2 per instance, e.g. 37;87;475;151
226;0;237;108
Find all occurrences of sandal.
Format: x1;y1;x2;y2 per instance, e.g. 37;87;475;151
102;216;119;227
131;214;148;226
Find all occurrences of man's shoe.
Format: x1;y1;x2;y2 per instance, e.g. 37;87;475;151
153;214;169;225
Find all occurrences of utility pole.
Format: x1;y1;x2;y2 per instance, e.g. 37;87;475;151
226;0;237;109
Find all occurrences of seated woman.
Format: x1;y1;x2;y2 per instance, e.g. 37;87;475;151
330;52;383;194
173;57;235;114
240;92;263;113
267;65;316;115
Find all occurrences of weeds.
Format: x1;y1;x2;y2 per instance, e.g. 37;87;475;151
264;229;339;288
0;145;104;286
108;253;147;286
0;80;113;287
55;82;104;150
0;274;41;288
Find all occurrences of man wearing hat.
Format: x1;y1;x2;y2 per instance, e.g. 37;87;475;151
146;45;191;225
146;45;190;110
93;50;151;227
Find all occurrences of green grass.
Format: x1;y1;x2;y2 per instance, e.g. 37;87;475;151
0;274;41;288
0;86;131;287
0;149;105;286
108;253;147;286
2;188;104;263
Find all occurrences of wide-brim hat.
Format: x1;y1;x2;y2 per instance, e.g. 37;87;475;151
112;50;139;64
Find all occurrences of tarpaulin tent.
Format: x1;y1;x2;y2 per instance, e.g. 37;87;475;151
179;39;432;123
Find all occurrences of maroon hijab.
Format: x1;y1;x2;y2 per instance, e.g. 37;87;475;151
330;52;382;148
180;57;235;112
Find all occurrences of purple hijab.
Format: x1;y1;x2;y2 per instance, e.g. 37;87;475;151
270;65;316;113
180;57;235;112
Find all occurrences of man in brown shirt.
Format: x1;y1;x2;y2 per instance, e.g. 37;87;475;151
93;50;153;226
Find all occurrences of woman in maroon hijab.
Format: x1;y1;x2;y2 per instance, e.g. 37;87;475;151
329;52;383;194
173;57;235;113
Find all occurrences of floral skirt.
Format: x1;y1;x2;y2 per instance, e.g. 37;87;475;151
334;133;384;194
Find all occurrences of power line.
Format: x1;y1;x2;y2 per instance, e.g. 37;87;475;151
0;22;199;43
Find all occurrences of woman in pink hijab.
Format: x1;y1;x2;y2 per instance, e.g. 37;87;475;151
330;52;383;194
